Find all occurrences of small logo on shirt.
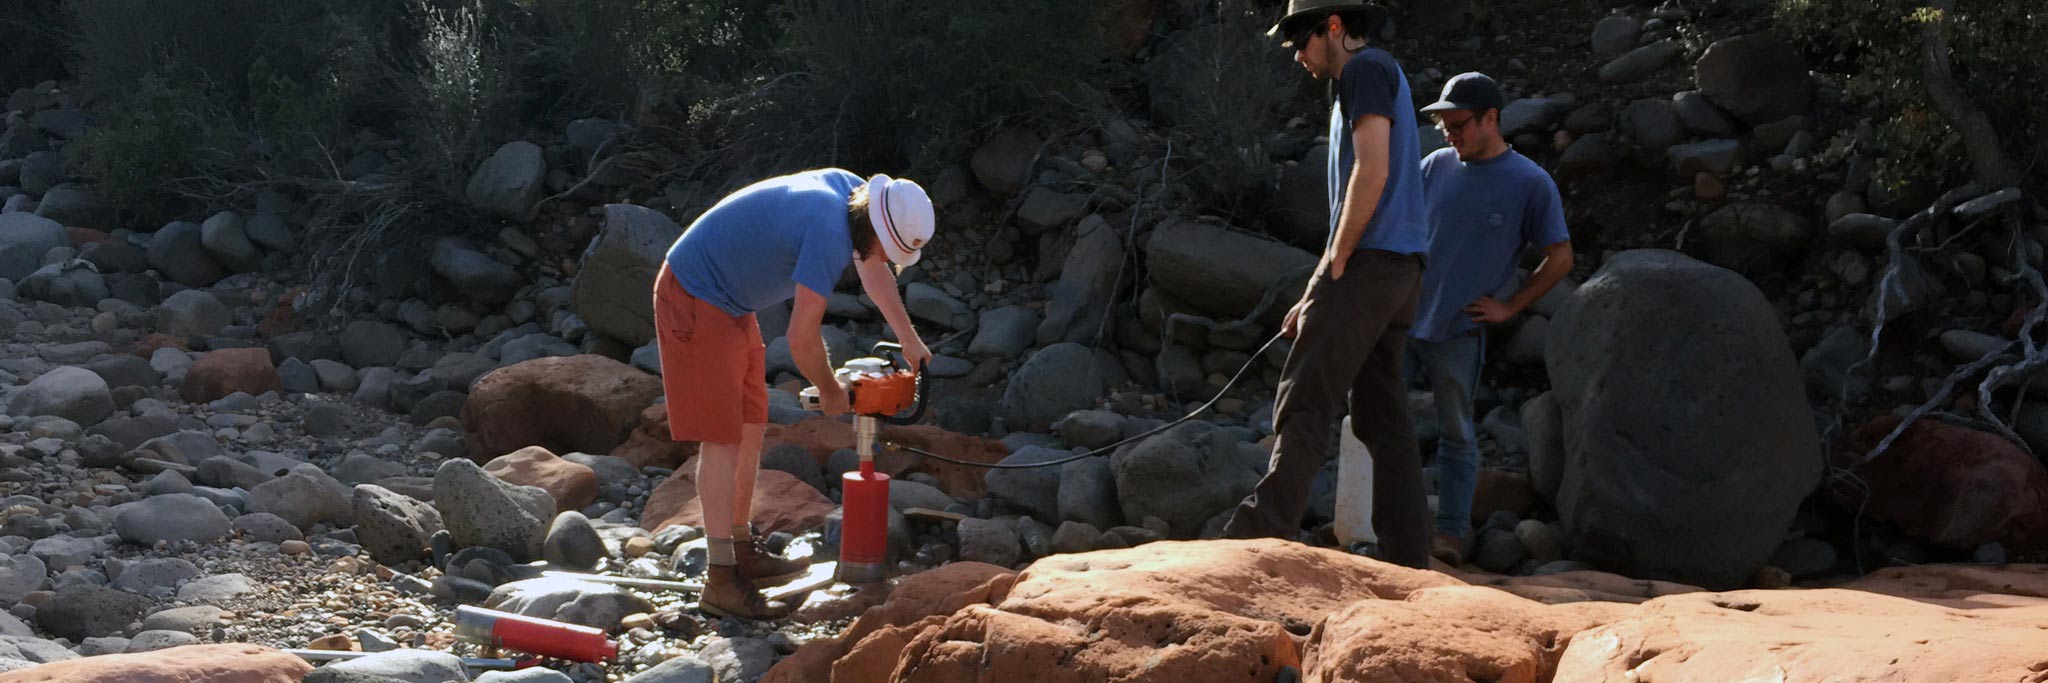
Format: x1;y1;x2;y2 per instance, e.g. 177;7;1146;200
1488;212;1506;227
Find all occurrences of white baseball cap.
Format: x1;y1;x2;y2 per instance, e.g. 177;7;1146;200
865;174;935;267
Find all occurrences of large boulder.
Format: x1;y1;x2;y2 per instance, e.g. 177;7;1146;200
198;211;262;274
0;644;310;682
34;584;147;641
1828;417;2048;552
430;238;522;305
0;213;67;282
31;183;112;229
1035;215;1123;346
434;458;553;561
569;204;682;346
1144;218;1315;323
247;465;352;531
1110;422;1266;537
465;141;547;219
998;343;1107;432
461;354;664;462
114;494;230;545
1543;250;1820;589
145;221;226;288
1694;34;1813;126
639;467;833;536
181;349;281;404
1267;144;1330;249
7;366;112;427
1698;202;1813;276
352;484;445;565
483;446;599;512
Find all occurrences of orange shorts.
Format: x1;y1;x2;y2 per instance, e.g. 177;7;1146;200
654;261;767;444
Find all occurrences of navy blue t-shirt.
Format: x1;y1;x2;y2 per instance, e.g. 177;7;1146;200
1412;147;1571;341
1326;48;1429;257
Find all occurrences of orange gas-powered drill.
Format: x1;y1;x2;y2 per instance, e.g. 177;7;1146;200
798;342;927;584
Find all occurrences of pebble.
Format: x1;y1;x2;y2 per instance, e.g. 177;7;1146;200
281;540;311;555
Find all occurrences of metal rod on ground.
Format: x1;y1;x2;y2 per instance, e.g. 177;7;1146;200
285;649;521;671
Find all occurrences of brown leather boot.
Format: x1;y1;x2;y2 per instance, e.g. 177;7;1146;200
734;535;811;586
698;565;791;620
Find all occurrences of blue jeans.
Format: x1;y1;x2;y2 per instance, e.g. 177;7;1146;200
1408;332;1483;539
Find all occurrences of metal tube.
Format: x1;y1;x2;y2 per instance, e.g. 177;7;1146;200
284;649;520;671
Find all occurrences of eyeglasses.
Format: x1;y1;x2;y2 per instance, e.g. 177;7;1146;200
1435;112;1480;134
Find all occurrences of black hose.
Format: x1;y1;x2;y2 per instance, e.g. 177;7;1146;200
883;333;1287;469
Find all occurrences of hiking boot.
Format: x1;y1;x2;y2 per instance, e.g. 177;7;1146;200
1430;534;1466;567
735;536;811;586
698;565;792;621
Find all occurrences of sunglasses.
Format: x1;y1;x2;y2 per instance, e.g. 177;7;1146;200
1285;22;1324;51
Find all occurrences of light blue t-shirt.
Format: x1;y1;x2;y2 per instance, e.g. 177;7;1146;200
665;169;860;316
1327;48;1430;257
1411;147;1571;342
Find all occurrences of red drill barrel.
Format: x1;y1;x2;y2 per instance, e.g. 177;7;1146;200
839;467;890;583
453;606;617;663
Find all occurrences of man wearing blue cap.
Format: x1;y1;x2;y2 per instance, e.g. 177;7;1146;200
1221;0;1434;569
1413;72;1574;566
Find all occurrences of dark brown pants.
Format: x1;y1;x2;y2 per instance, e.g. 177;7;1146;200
1222;249;1430;568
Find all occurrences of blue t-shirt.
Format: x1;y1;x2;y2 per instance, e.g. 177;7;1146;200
1411;147;1571;342
665;169;861;316
1327;48;1429;257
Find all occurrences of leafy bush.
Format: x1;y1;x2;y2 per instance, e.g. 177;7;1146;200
1779;0;2045;191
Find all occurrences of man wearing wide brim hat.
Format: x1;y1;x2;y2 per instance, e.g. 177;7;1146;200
1221;0;1436;570
656;169;936;618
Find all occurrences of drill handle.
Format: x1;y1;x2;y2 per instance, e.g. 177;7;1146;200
869;342;930;426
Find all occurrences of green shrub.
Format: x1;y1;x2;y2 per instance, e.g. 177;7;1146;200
1779;0;2045;191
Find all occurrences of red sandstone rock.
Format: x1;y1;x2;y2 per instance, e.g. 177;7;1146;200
1830;416;2048;552
639;464;835;535
181;348;281;403
0;644;311;682
462;354;663;462
484;445;599;511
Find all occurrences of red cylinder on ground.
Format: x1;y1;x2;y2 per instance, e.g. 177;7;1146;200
453;606;618;663
840;469;891;572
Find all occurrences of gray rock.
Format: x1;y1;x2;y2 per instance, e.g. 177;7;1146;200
700;637;776;683
232;513;302;544
999;343;1106;431
249;465;352;531
30;109;86;139
1035;215;1123;346
477;669;574;683
17;152;63;196
1622;98;1684;153
983;447;1069;523
1111;422;1266;538
124;629;198;652
484;576;654;632
244;212;294;252
80;238;147;274
466;141;547;219
1016;188;1089;235
1515;519;1565;564
886;480;954;513
1590;15;1641;59
1699;202;1813;275
1057;457;1122;530
7;366;112;427
336;453;407;486
1673;91;1738;138
85;354;159;390
1054;410;1125;450
957;517;1021;566
131;430;222;468
624;654;715;683
1050;520;1103;554
312;360;358;393
277;358;319;394
1695;34;1813;126
197;456;270;491
1143;218;1315;325
1499;96;1574;138
326;649;473;683
175;573;256;601
1669;139;1743;177
145;221;226;288
108;557;202;596
434;459;551;561
303;402;347;437
541;511;603;571
570;204;682;346
970;305;1042;359
1505;316;1549;365
32;184;112;229
565;118;622;157
1770;537;1836;579
1801;325;1872;402
0;213;67;282
29;534;111;570
1599;40;1681;83
904;283;972;331
1472;528;1528;573
342;321;408;369
354;484;444;565
138;605;225;634
35;584;146;640
0;554;47;604
431;238;522;305
1828;213;1896;251
969;128;1039;195
198;211;261;273
1555;133;1623;180
16;260;104;307
114;494;229;545
1544;250;1821;589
